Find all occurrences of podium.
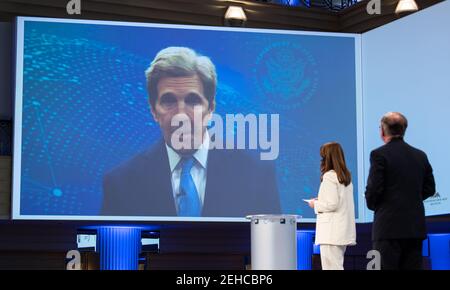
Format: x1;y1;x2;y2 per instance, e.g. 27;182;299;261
246;215;299;270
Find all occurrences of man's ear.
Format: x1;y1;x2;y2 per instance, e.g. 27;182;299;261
205;98;215;121
380;126;386;140
150;102;159;123
209;97;216;114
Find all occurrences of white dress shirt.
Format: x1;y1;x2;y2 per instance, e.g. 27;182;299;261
165;134;209;213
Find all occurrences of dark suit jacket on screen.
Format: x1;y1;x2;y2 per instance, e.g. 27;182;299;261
102;140;281;217
365;138;436;241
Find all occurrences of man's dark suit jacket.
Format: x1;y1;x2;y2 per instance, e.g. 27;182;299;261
102;140;281;217
365;137;436;241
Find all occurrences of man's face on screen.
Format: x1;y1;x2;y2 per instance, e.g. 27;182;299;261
151;74;213;155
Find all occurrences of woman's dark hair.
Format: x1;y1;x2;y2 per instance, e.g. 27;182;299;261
320;142;352;186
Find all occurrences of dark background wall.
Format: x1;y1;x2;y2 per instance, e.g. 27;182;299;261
0;218;448;269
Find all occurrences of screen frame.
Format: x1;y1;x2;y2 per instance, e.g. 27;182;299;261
12;16;364;222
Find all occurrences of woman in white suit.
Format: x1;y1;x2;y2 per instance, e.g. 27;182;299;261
308;142;356;270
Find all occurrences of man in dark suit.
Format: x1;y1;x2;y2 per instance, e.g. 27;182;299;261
102;47;280;217
365;112;436;270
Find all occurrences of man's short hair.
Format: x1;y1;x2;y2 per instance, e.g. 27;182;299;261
145;47;217;110
381;112;408;137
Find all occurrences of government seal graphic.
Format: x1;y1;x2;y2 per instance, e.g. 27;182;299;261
253;41;319;110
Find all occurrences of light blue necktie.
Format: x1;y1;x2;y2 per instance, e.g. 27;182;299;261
177;156;201;216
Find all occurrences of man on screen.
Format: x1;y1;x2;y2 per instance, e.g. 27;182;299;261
102;47;281;217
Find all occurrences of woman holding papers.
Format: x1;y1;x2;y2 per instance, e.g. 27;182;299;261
307;142;356;270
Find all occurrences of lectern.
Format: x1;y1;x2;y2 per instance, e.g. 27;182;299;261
246;214;299;270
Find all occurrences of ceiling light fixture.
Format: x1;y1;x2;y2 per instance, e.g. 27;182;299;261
395;0;419;14
224;6;247;27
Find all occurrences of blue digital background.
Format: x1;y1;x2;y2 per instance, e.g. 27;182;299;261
18;20;358;218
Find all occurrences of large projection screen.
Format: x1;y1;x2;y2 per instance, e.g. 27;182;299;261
12;17;363;222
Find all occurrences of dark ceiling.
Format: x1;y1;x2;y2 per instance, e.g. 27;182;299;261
0;0;444;33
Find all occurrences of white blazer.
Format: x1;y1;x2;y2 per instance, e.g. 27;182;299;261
314;170;356;246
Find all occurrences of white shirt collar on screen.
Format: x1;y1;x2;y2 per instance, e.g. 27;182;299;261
165;131;210;172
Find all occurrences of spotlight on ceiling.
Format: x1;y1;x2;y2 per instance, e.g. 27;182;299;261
224;6;247;27
395;0;419;14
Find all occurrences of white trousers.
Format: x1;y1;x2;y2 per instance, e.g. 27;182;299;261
320;245;347;270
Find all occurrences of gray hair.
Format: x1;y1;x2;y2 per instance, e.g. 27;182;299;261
381;112;408;137
145;47;217;110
